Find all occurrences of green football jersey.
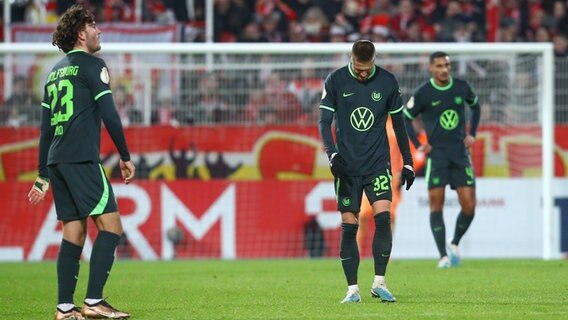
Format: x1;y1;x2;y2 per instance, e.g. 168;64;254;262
405;77;478;147
320;63;404;175
41;50;112;165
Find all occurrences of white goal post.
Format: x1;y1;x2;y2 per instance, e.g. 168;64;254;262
0;42;556;259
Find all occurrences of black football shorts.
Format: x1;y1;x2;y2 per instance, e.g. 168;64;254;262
334;167;393;213
48;162;118;221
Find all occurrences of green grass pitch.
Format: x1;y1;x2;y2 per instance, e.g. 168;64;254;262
1;259;567;319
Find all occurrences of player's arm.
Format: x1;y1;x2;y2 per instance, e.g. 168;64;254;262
403;95;422;149
391;109;415;190
98;93;135;183
388;82;414;190
390;109;413;168
465;83;481;148
29;100;53;205
318;107;336;157
318;75;347;177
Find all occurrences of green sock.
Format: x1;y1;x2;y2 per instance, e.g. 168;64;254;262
430;212;447;257
57;239;82;304
452;211;474;245
86;231;120;299
340;223;359;285
372;211;392;276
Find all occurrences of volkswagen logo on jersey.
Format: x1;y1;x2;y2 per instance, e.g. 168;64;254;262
350;107;374;131
440;109;459;130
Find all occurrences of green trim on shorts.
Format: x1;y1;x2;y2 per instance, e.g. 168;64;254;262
90;164;110;216
335;178;340;202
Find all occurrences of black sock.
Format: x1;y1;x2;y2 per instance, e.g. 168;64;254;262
340;223;359;285
372;211;392;276
452;211;474;245
430;212;447;257
86;231;120;299
57;239;82;304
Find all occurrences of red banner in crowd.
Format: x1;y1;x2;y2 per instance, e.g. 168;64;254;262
1;125;567;183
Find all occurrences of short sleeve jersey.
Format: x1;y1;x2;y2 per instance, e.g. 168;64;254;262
405;77;478;147
42;50;112;165
320;64;404;175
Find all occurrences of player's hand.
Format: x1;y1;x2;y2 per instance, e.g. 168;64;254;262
329;153;348;177
464;134;475;148
120;160;136;184
417;143;432;154
28;176;49;205
400;165;415;190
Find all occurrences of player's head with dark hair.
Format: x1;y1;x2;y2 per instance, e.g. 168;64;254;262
429;51;449;64
350;40;376;81
351;40;376;63
429;51;452;85
52;5;97;53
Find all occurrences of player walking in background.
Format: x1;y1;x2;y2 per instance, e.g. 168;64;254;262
27;5;134;319
404;51;481;269
319;40;415;304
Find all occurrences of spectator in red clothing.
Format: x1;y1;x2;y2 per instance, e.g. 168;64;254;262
389;0;426;42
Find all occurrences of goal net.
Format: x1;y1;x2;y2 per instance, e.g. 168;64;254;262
0;43;557;261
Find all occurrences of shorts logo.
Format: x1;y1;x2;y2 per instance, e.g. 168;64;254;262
439;109;459;130
371;91;381;101
350;107;374;131
454;96;463;104
342;198;351;207
432;177;440;185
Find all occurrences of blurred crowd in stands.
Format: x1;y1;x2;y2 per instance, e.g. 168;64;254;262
1;0;568;126
1;0;567;48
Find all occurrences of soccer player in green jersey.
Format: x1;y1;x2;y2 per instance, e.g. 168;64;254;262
319;40;415;303
27;5;135;319
404;51;481;269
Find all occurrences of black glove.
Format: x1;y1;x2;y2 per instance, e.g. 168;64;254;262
329;153;348;177
400;165;415;190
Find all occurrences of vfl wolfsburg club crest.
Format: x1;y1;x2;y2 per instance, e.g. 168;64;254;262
439;109;459;130
454;96;462;104
371;91;381;101
350;107;374;132
342;197;351;207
